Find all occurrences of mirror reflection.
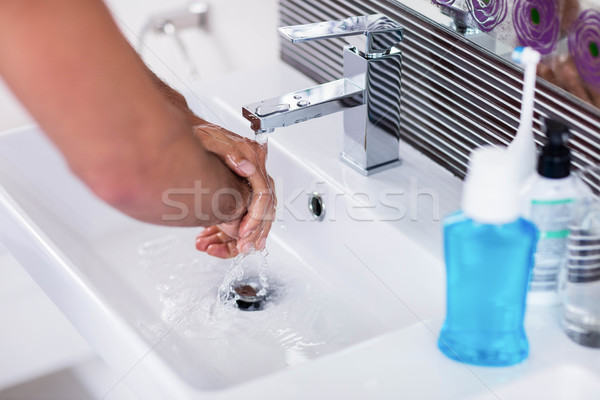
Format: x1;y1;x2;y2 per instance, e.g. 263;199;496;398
424;0;600;108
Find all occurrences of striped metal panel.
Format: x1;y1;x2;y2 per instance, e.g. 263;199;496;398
279;0;600;182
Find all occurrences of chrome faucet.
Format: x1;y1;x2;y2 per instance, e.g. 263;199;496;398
242;14;403;175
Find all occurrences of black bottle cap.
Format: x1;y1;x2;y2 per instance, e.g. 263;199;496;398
537;119;571;179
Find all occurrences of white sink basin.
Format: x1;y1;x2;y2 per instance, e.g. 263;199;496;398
0;126;445;396
0;63;598;399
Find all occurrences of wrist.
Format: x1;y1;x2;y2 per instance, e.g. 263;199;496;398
184;110;206;126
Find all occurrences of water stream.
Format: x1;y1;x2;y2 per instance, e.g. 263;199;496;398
134;232;372;376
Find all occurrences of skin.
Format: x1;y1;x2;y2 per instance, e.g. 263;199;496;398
193;124;276;258
0;0;274;258
559;0;580;36
147;70;276;257
538;56;600;108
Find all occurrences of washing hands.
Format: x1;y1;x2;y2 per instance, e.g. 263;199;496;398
145;72;276;259
152;76;276;259
193;122;276;259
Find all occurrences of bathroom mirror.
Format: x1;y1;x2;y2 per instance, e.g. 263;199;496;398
398;0;600;110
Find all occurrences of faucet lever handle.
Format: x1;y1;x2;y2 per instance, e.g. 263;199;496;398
278;14;403;56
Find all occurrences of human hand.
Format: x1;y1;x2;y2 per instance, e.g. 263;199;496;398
195;224;240;258
193;123;275;258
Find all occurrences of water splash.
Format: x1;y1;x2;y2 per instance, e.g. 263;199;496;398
257;249;270;297
217;253;245;307
216;248;270;306
138;235;179;258
125;231;381;384
255;132;269;145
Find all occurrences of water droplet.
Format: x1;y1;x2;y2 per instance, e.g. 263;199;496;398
293;94;302;99
297;100;310;107
138;235;179;257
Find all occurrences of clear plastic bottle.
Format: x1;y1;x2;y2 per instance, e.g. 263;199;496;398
522;120;582;305
438;147;538;366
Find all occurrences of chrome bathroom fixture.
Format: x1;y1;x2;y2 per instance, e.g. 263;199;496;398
438;4;478;34
243;14;403;175
308;193;326;221
232;279;268;311
137;1;209;80
279;1;600;180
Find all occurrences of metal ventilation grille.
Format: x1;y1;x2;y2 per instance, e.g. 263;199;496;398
280;0;600;182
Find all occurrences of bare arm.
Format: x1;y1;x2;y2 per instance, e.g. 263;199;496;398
0;0;249;226
143;59;276;257
145;68;206;126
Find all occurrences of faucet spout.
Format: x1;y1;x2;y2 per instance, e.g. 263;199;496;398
242;78;364;134
242;14;403;175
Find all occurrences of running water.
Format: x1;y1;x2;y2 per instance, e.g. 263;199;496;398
257;250;269;297
217;254;245;307
216;248;270;309
124;231;384;385
255;132;269;145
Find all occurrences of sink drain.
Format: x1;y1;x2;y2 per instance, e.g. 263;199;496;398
232;279;268;311
308;192;325;221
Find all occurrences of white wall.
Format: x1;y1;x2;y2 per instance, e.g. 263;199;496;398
0;0;279;132
105;0;279;90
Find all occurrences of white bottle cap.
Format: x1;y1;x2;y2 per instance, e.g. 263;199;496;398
462;146;520;224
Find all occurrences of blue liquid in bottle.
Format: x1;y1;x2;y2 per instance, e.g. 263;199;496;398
438;211;538;366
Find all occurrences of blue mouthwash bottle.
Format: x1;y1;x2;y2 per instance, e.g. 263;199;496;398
438;146;538;366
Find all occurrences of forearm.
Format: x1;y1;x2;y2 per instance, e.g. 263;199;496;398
145;68;205;126
101;115;251;226
0;0;247;226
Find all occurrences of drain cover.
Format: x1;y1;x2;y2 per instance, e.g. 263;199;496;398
232;279;267;311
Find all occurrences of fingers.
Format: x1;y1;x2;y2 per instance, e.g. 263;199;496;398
237;216;273;254
193;124;267;176
196;225;241;258
197;225;220;238
238;173;276;240
195;128;257;177
191;124;276;255
225;155;256;177
224;134;266;178
254;219;273;251
240;173;275;228
217;219;241;240
196;228;234;252
207;241;239;259
239;190;274;237
205;128;273;252
237;183;276;254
